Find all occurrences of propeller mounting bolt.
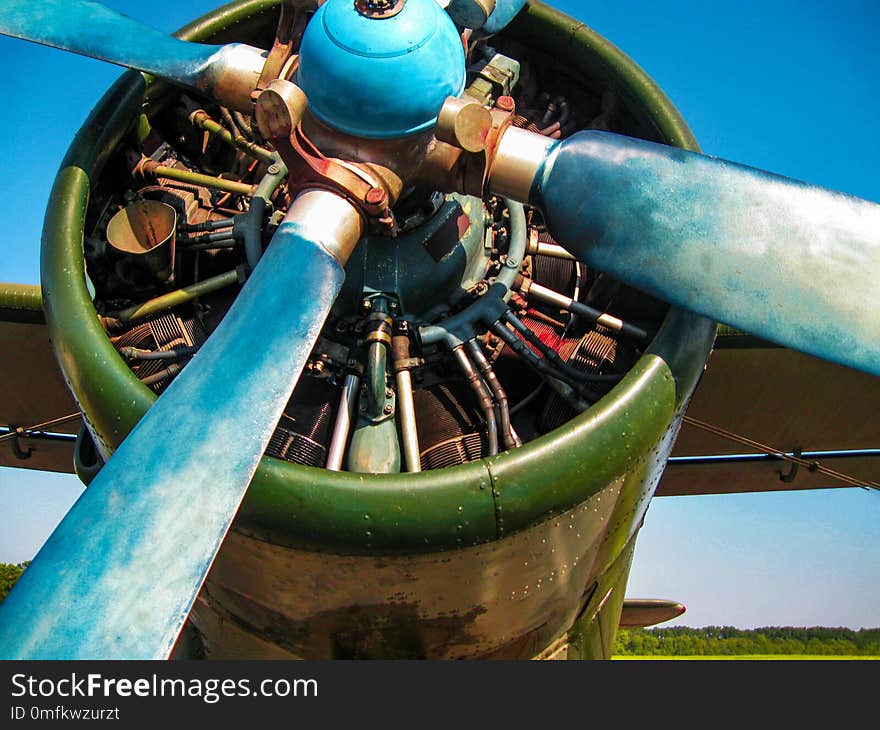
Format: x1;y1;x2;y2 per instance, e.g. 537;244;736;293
366;187;387;206
496;96;515;112
355;0;406;19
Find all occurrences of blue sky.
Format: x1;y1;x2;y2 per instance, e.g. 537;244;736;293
0;0;878;628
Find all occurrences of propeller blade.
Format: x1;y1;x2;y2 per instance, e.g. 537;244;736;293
495;129;880;376
0;191;362;659
0;0;265;111
481;0;526;35
440;0;525;33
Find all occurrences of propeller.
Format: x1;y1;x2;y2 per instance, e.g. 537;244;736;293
0;0;265;111
488;128;880;376
481;0;527;35
0;0;878;659
0;192;362;658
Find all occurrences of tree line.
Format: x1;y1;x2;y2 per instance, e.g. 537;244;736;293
615;626;880;656
0;562;29;604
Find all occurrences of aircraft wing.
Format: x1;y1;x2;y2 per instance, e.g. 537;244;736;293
0;283;79;473
657;328;880;496
4;281;877;491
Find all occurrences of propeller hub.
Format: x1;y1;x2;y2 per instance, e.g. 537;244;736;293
297;0;465;139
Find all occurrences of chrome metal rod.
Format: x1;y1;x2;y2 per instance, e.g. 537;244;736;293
526;280;648;343
395;369;421;472
326;373;360;471
366;342;387;418
0;413;81;444
527;239;576;261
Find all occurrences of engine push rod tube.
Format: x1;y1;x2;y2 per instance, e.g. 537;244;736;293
136;158;257;197
189;109;275;165
490;319;600;405
466;339;520;450
451;346;499;457
107;267;244;324
518;277;649;343
527;236;575;261
502;310;623;385
326;372;361;471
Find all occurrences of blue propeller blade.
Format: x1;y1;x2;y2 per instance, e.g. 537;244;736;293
0;196;358;659
482;0;527;35
528;130;880;376
0;0;264;109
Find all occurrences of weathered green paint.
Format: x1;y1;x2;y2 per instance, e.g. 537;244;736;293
489;355;675;534
568;535;636;660
113;269;240;323
234;457;499;549
39;0;716;658
196;475;630;659
0;283;44;324
41;80;155;456
0;283;42;312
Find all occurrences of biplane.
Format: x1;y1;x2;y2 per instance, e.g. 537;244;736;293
0;0;877;659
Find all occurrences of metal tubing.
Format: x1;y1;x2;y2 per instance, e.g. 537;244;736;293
366;342;387;418
0;428;76;444
179;217;234;233
419;198;527;347
111;268;241;323
364;297;392;418
0;413;81;444
119;346;198;360
139;159;256;196
504;310;623;384
190;109;275;164
496;197;527;294
526;280;649;343
395;369;421;472
243;156;288;270
179;230;236;245
491;319;601;403
467;339;520;449
527;239;576;260
392;320;421;472
326;373;360;471
178;240;237;252
139;362;182;386
452;346;499;456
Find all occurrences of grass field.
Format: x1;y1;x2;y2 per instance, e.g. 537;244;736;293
614;655;879;660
